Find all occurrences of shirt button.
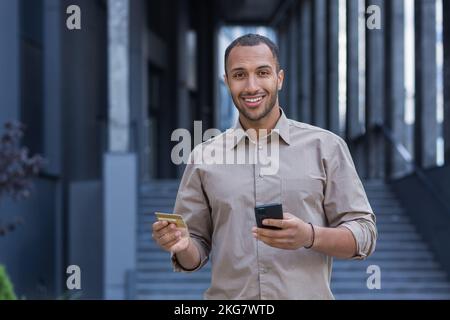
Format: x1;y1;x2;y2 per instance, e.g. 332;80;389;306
258;145;263;150
259;172;264;178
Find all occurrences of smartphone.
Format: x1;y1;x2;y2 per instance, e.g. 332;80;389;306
254;203;283;230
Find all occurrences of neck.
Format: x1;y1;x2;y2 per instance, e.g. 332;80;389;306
239;105;281;140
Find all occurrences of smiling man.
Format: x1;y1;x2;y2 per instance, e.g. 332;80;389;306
152;34;377;299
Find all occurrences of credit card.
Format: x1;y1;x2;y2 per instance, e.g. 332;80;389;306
154;212;187;228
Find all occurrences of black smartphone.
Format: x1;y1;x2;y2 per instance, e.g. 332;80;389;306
254;203;284;230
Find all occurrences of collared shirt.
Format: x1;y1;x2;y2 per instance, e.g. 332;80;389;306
172;109;377;300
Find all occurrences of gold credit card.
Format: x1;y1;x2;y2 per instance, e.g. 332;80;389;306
154;212;187;228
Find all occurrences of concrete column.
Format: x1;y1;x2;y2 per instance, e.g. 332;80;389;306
104;0;136;299
44;0;63;176
312;0;327;128
346;0;366;176
130;0;148;180
327;0;339;134
298;0;312;124
108;0;130;153
346;0;360;139
43;0;64;297
365;0;385;179
385;0;407;177
0;0;20;124
278;23;289;111
443;0;450;164
197;0;215;129
103;153;136;299
176;0;191;177
288;6;299;120
414;0;437;168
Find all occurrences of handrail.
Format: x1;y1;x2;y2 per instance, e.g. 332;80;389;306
349;124;450;215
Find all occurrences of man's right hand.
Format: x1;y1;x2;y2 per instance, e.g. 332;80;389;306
152;220;190;253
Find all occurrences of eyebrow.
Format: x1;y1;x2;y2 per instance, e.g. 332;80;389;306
230;65;273;73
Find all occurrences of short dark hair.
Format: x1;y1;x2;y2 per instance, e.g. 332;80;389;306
224;33;280;74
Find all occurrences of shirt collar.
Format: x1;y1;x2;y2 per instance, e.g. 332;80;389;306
228;107;291;149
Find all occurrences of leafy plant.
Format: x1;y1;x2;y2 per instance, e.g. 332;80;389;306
0;264;16;300
0;121;45;236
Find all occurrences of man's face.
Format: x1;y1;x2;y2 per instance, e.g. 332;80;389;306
224;44;284;122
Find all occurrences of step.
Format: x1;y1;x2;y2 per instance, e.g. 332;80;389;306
136;283;210;291
331;281;450;290
375;232;422;241
345;251;433;260
332;260;441;271
369;199;402;206
135;259;212;271
139;206;176;214
334;292;450;300
140;198;178;206
137;271;211;281
137;293;203;300
139;242;427;253
375;224;416;232
375;215;411;223
331;270;447;280
368;208;406;215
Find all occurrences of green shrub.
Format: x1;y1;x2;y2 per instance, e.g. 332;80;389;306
0;264;17;300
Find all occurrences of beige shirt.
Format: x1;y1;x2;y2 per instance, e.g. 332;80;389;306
172;109;377;300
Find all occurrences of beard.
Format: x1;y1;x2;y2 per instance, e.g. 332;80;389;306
233;90;278;122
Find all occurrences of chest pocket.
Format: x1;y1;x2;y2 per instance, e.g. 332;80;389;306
281;178;324;220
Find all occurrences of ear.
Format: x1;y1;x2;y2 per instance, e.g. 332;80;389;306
277;69;284;91
223;73;230;89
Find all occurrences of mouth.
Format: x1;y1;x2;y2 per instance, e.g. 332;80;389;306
241;95;266;108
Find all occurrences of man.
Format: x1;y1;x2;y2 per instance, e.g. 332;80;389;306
152;34;377;299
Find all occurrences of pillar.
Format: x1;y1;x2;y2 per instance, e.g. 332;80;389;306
312;0;327;128
298;0;312;124
327;0;340;134
104;0;137;299
365;0;385;178
385;0;407;177
414;0;437;168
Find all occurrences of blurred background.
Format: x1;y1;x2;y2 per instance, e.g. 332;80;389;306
0;0;450;300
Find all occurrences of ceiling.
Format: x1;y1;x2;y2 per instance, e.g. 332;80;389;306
217;0;285;25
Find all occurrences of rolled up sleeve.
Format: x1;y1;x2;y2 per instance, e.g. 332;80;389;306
323;135;377;259
171;148;213;272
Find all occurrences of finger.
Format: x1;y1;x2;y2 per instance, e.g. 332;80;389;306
160;230;181;246
256;234;291;249
159;230;180;246
152;223;176;239
163;237;180;250
256;227;291;239
152;220;169;232
262;218;292;229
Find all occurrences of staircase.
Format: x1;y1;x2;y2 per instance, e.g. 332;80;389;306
137;180;211;299
136;179;450;300
332;180;450;299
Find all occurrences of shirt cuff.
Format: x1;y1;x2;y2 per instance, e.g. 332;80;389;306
171;238;209;272
340;219;377;260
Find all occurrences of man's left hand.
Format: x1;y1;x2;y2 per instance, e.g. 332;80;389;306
252;212;313;250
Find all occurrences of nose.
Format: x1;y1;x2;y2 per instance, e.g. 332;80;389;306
244;74;259;93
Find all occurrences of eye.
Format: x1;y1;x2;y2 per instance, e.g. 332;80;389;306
233;72;245;79
258;70;270;77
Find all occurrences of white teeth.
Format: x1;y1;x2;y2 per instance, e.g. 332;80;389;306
245;97;263;103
